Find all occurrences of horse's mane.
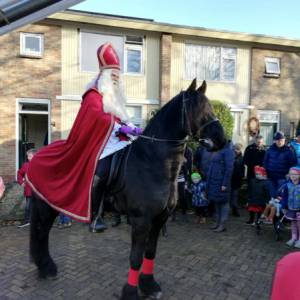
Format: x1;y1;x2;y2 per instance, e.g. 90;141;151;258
143;93;182;135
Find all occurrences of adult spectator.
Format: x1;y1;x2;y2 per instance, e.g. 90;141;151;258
230;143;245;217
263;131;297;198
290;129;300;167
206;141;234;233
194;145;213;179
243;135;266;182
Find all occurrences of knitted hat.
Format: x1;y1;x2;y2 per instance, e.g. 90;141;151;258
274;131;285;140
191;172;201;181
290;167;300;175
254;166;267;177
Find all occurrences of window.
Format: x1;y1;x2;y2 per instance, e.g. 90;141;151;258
80;32;124;72
20;33;43;57
185;44;236;82
126;105;142;126
80;32;144;74
125;36;143;74
264;57;280;77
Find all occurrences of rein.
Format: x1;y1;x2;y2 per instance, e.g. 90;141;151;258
138;134;188;144
139;92;218;144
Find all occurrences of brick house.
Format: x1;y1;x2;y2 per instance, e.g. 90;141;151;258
2;9;300;180
0;22;61;181
50;9;254;146
250;48;300;145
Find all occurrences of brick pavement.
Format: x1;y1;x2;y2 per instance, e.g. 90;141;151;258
0;212;294;300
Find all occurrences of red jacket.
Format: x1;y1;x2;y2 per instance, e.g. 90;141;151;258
27;89;116;222
17;162;32;197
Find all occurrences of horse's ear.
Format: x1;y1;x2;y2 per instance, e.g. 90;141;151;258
197;80;207;94
187;78;197;92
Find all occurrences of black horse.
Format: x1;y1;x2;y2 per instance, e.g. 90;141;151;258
30;79;226;300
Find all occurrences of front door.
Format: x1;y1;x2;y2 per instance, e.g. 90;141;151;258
17;99;50;169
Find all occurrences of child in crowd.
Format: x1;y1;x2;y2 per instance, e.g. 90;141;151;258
17;148;36;228
246;166;270;225
190;172;208;224
230;143;245;217
278;166;300;248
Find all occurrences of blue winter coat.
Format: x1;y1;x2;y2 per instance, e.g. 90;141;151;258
206;143;234;203
278;181;300;210
290;140;300;166
194;146;214;179
263;144;297;180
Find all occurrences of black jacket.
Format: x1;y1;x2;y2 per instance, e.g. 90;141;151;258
243;143;266;180
248;178;270;206
231;153;245;190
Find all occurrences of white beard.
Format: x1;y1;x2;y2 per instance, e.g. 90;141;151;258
86;69;129;122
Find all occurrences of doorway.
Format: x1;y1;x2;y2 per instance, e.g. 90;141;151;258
257;110;280;146
16;98;50;169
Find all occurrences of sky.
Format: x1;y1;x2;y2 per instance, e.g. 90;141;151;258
72;0;300;40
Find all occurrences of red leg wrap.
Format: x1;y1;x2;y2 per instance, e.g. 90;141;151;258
127;268;139;287
142;258;154;275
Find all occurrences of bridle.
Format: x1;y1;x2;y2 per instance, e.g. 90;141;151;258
139;92;218;144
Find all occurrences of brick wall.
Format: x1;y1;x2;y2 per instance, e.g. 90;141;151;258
160;34;172;106
250;48;300;135
0;23;61;181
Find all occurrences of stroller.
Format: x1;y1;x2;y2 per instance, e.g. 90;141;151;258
273;211;288;241
255;208;287;240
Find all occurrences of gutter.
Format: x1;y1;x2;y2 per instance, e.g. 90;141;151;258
47;10;300;49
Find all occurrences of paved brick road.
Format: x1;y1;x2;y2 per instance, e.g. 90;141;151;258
0;212;294;300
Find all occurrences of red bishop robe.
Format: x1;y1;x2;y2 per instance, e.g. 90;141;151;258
26;88;116;222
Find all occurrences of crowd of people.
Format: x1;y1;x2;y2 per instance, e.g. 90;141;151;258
173;129;300;241
15;128;300;242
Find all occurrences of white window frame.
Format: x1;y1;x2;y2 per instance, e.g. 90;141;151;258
221;47;237;82
184;43;237;82
124;44;144;75
230;109;243;136
20;32;44;58
257;110;280;126
264;57;280;77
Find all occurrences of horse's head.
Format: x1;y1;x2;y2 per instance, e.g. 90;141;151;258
183;79;226;151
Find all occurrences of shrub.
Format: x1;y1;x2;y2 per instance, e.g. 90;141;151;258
210;100;234;140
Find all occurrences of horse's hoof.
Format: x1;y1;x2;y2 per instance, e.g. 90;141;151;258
38;260;57;280
139;274;162;299
120;284;140;300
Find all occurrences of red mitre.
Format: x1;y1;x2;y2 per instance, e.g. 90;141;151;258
97;43;120;70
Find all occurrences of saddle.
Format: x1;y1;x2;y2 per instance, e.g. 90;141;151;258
106;144;132;196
